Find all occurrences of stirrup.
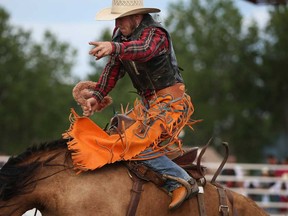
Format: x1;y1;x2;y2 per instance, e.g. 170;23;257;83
163;174;199;199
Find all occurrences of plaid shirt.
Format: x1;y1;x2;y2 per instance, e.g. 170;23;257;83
93;27;169;102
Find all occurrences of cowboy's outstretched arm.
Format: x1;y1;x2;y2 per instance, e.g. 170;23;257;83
88;28;168;62
89;41;112;60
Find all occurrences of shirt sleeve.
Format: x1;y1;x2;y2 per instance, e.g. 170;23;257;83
93;55;122;102
111;27;169;62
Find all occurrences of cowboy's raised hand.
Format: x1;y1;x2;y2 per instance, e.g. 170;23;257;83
89;41;112;60
82;97;97;117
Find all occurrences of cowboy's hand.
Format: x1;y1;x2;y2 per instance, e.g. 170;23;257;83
79;89;93;100
72;81;96;106
73;89;94;108
82;97;99;117
89;41;112;60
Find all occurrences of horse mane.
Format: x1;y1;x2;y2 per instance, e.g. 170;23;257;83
0;139;69;201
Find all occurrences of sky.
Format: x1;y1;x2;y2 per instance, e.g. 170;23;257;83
0;0;271;79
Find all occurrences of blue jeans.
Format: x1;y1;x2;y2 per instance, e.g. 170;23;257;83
139;149;191;192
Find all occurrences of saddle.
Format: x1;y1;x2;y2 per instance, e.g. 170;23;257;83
108;114;136;134
124;142;237;216
110;114;235;215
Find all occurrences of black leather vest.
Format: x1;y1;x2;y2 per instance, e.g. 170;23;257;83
112;14;183;96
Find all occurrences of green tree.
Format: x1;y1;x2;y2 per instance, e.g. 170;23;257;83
260;6;288;157
0;7;77;154
165;0;268;161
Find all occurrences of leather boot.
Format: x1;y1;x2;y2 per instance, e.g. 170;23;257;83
168;186;187;210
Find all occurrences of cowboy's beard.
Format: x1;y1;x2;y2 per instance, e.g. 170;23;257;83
119;17;139;36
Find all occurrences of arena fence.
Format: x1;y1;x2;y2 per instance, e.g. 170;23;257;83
203;162;288;216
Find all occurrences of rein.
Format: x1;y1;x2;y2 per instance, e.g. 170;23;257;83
34;209;38;216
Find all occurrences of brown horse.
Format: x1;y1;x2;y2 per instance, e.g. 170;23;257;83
0;139;268;216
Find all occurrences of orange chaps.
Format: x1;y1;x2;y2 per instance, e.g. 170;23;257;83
63;84;197;172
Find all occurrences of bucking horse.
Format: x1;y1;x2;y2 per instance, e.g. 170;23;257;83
0;138;268;216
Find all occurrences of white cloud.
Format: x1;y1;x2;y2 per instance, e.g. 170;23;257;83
252;8;270;28
235;1;270;29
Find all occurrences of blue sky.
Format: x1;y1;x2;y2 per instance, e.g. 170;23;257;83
0;0;270;79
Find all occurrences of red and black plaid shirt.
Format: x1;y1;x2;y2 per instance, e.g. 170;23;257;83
93;26;169;102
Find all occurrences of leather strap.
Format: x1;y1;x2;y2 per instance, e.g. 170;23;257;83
226;189;238;216
212;182;239;216
125;162;165;187
210;142;229;184
217;186;229;216
197;186;207;216
33;209;38;216
126;172;145;216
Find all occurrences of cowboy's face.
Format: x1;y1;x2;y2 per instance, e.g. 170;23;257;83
115;15;140;36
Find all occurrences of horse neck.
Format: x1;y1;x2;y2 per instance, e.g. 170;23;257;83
0;147;72;216
38;163;133;216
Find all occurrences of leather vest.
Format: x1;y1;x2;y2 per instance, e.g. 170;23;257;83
112;14;183;96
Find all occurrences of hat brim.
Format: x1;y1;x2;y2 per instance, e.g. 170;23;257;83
96;8;160;20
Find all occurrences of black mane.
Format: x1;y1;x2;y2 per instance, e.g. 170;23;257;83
0;139;69;201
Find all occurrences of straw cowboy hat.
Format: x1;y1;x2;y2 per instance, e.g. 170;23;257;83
96;0;160;20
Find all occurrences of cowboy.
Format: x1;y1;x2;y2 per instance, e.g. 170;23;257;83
66;0;199;210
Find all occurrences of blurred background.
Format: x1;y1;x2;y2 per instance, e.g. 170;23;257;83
0;0;287;164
